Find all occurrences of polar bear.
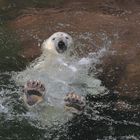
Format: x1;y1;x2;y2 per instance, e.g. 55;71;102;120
17;32;86;115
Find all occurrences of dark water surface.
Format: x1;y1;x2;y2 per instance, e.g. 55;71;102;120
0;0;140;140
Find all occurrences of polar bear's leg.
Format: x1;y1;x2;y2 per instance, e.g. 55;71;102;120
23;80;45;106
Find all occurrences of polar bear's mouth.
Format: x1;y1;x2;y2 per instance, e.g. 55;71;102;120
56;40;67;53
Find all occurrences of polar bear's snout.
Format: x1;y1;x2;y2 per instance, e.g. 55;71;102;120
42;32;73;54
56;40;67;53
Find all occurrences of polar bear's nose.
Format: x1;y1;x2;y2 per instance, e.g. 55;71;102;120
57;40;67;53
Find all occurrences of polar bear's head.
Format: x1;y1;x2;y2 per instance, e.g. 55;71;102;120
42;32;73;55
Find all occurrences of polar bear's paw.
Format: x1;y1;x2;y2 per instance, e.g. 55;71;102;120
64;92;86;114
23;80;45;106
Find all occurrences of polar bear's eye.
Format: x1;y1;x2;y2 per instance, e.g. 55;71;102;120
65;37;69;40
52;38;55;40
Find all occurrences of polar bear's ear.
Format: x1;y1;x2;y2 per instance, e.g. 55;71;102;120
41;39;48;52
41;39;48;51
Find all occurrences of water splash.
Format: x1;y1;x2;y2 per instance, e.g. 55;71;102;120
10;33;112;126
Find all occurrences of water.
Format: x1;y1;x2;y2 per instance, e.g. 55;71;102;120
0;0;140;140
